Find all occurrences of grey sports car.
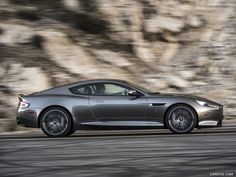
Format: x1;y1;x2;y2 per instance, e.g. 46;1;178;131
16;79;223;137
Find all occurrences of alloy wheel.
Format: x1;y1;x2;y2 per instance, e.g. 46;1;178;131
41;109;70;137
167;105;196;133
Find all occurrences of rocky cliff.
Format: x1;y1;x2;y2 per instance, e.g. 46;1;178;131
0;0;235;131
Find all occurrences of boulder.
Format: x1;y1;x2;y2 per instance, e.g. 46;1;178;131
93;50;131;66
2;63;50;94
166;76;189;89
0;24;34;45
179;70;196;80
62;0;80;12
187;16;204;28
145;16;185;33
41;31;97;76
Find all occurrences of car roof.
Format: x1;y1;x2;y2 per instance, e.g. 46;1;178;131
34;79;131;95
65;79;129;87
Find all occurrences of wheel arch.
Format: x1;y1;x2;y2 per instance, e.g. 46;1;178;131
163;103;199;128
38;105;74;128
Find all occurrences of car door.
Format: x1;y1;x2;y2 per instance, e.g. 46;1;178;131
88;82;148;123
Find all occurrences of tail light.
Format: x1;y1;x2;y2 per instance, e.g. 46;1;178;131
18;95;30;108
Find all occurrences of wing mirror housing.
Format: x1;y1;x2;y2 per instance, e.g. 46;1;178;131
128;90;141;97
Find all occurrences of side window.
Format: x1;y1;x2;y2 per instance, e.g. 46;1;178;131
69;84;95;95
93;83;130;96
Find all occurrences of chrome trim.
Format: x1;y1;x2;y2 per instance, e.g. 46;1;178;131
146;121;164;126
82;121;164;127
199;120;218;126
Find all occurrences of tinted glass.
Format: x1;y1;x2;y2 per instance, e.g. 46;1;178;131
93;83;130;96
69;84;95;95
70;83;132;96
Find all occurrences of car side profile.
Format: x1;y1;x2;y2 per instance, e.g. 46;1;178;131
16;79;224;137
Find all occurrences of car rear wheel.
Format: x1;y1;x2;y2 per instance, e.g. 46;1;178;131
166;104;197;134
40;107;72;137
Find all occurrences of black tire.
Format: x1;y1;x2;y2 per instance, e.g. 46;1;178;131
66;129;76;137
165;104;197;134
40;107;72;137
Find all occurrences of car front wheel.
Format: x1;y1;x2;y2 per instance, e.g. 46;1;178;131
166;104;197;134
40;107;72;137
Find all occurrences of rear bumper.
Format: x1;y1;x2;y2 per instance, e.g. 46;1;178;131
16;116;38;128
16;108;42;128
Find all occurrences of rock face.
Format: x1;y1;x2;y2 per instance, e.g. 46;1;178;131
0;0;236;131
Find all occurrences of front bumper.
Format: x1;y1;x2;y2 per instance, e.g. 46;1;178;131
16;108;42;128
197;105;224;128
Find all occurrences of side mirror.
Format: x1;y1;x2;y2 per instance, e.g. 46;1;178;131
128;90;140;97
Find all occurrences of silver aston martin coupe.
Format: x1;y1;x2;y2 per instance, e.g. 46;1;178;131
16;79;223;137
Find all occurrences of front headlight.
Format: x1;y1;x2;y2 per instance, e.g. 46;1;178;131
196;100;206;106
196;100;219;109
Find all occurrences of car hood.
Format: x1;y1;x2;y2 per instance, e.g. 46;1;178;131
150;93;221;106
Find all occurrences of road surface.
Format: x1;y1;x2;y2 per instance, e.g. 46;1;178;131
0;128;236;177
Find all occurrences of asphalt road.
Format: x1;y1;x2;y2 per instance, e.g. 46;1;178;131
0;128;236;177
